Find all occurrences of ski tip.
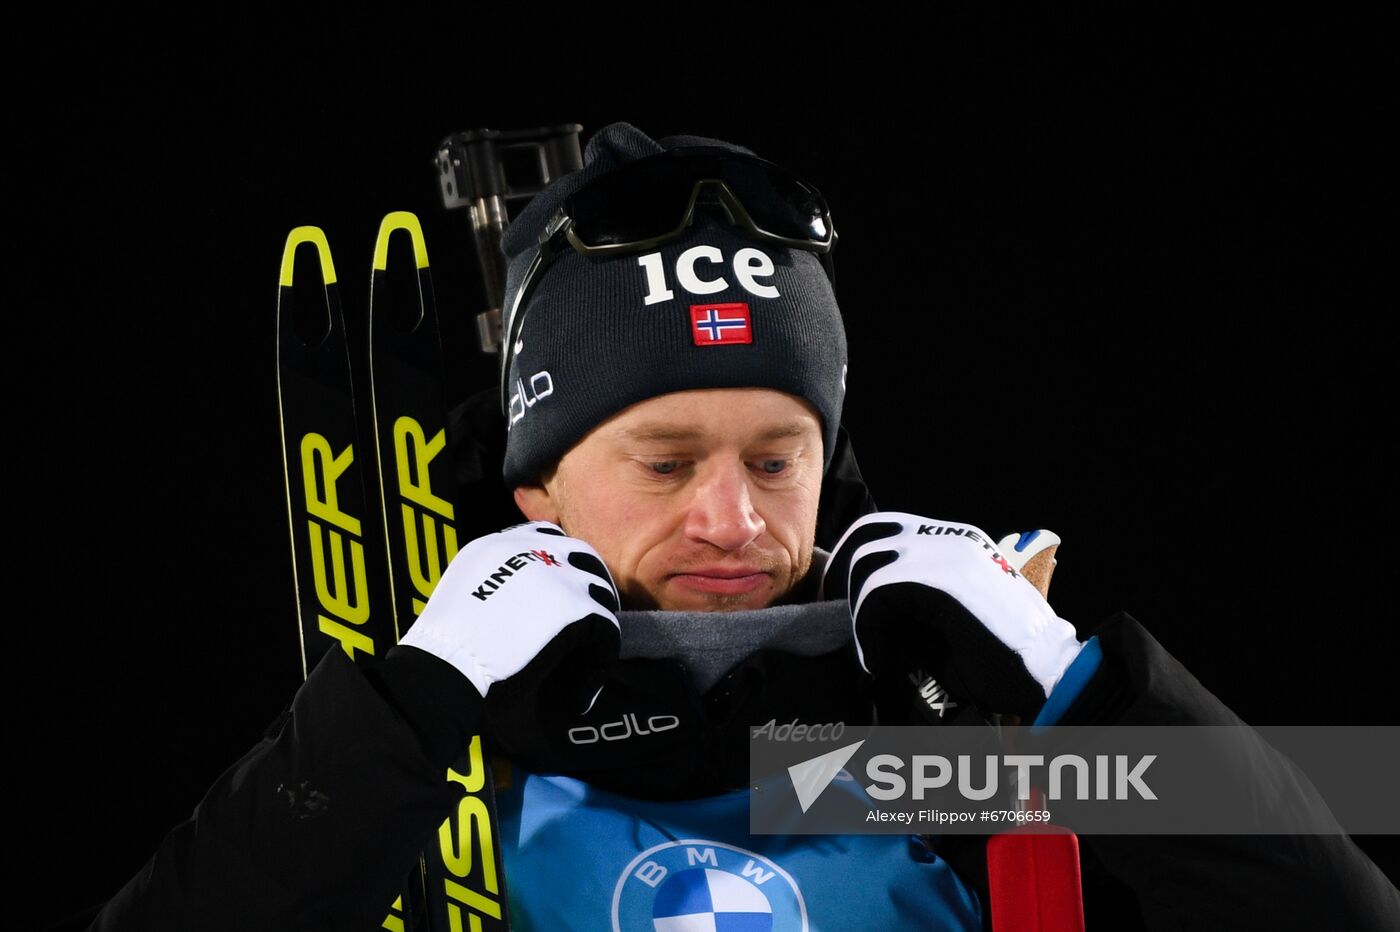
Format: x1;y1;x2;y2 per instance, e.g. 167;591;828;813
281;226;337;287
373;211;429;272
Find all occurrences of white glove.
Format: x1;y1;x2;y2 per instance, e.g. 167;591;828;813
822;512;1083;718
400;521;620;707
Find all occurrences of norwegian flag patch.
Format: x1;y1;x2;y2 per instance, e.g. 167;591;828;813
690;303;752;346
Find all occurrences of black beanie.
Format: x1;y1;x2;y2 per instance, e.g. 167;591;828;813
500;122;848;486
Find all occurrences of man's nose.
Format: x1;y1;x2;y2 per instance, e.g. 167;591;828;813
684;461;766;552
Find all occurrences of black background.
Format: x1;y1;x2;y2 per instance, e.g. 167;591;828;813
39;8;1397;921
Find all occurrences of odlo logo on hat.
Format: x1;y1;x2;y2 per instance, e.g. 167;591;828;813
612;840;808;931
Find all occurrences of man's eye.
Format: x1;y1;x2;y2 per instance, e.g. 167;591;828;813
650;461;680;475
758;459;788;475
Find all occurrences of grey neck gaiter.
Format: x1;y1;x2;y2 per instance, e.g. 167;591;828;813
617;598;852;694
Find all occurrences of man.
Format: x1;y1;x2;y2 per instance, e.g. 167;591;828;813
90;123;1398;930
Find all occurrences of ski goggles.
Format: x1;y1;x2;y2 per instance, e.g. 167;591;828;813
499;146;837;412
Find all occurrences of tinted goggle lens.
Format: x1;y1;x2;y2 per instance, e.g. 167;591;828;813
564;148;832;250
719;158;831;242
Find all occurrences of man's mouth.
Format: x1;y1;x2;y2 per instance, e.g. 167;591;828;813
667;566;772;596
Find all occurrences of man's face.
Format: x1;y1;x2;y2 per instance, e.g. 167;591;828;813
514;388;824;612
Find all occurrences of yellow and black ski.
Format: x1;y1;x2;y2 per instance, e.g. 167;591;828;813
272;127;583;932
276;227;424;932
369;212;510;932
276;228;400;676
